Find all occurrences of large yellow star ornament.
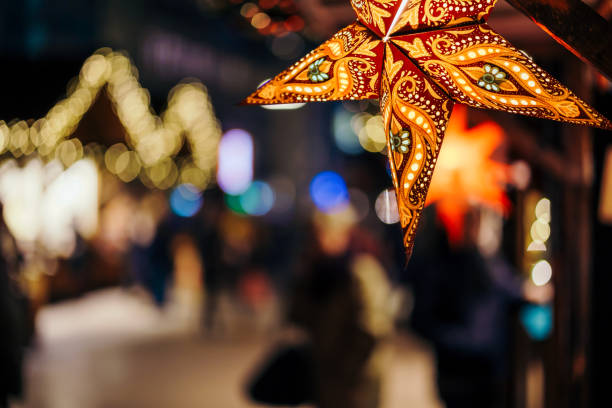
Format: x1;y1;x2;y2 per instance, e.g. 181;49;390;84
242;0;612;257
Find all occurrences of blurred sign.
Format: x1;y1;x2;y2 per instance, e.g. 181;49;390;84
598;146;612;224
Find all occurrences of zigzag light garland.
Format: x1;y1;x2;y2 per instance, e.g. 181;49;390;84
1;48;221;190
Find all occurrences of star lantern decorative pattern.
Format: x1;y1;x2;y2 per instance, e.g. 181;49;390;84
425;105;509;244
242;0;612;257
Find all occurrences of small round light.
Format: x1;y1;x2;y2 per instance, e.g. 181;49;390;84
535;197;551;223
333;107;362;155
531;260;552;286
251;12;271;29
170;184;203;217
530;219;550;242
217;129;253;195
375;188;400;224
309;171;349;213
240;181;275;216
520;304;552;341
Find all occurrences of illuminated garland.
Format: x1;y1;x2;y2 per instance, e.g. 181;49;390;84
0;48;221;190
237;0;304;36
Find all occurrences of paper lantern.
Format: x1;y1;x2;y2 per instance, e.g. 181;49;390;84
242;0;612;257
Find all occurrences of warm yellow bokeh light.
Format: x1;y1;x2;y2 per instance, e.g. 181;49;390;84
535;197;551;223
531;260;552;286
530;219;550;242
0;48;222;191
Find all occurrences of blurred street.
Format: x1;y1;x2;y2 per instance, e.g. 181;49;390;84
14;288;442;408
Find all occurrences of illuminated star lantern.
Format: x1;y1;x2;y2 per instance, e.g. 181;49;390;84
425;105;509;243
243;0;612;257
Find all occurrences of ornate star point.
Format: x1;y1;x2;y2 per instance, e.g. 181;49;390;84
242;0;612;257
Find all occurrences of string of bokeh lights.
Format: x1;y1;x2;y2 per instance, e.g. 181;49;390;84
519;193;553;341
236;0;304;36
0;48;221;192
527;196;552;286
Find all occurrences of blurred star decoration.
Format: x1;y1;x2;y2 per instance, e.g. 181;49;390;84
426;105;510;243
242;0;612;257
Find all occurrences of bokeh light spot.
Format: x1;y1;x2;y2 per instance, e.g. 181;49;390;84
169;184;203;217
520;304;553;341
332;107;362;155
530;219;551;242
309;171;349;213
358;114;386;153
217;129;253;195
535;197;551;223
225;193;246;214
531;260;552;286
240;181;275;216
375;188;400;224
251;12;271;29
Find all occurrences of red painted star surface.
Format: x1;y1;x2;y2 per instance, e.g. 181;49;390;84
242;0;612;257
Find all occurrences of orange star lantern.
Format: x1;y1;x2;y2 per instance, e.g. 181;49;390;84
425;105;509;243
242;0;612;257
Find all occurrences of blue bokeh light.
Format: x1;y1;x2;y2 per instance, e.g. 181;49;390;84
332;107;363;155
170;184;203;217
520;304;553;341
240;181;275;216
309;171;349;212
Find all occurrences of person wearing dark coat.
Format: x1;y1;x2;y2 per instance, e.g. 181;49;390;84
0;256;25;408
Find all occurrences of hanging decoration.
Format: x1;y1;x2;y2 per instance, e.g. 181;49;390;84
426;105;509;243
242;0;612;257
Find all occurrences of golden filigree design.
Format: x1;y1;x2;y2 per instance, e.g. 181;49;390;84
381;44;453;254
244;23;383;105
350;0;399;36
392;38;430;58
351;0;498;37
395;25;612;128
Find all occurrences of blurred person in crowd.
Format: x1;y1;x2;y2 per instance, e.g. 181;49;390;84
126;191;169;288
0;223;25;407
198;192;225;332
143;216;176;305
287;205;395;408
208;210;273;331
138;212;203;306
196;202;254;333
170;232;205;329
407;206;551;408
217;210;259;289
